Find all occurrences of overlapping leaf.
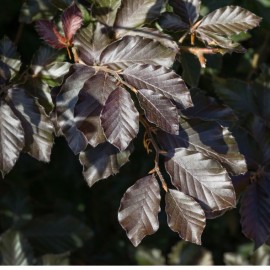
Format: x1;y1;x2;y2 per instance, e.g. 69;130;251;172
79;142;133;187
159;12;189;32
114;0;163;36
122;64;192;110
74;73;117;147
100;36;176;70
169;0;201;25
158;118;247;175
137;89;179;134
118;175;161;246
0;36;21;82
165;189;205;244
165;148;236;213
195;6;261;37
0;230;34;265
56;64;95;154
6;87;54;162
101;87;139;151
240;174;270;248
0;100;24;177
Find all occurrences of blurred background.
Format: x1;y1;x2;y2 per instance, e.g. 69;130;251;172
0;0;270;265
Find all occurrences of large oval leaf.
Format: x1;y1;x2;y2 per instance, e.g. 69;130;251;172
118;175;161;247
196;6;261;36
165;148;236;213
165;189;205;245
56;64;95;154
137;89;179;134
74;72;117;147
123;64;192;110
0;100;24;177
100;36;176;70
101;87;139;151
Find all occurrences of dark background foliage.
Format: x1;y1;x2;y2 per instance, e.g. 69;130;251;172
1;0;270;265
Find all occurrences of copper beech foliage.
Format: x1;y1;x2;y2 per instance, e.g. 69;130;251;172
0;0;265;248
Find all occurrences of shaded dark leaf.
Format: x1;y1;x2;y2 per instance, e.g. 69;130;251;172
169;0;201;25
240;174;270;248
0;36;21;82
100;35;176;70
101;87;139;151
159;12;189;32
196;6;262;36
61;3;83;42
51;0;73;10
6;87;54;163
79;142;133;187
118;175;161;246
159;117;247;175
114;0;163;37
137;89;179;134
40;253;70;265
123;64;192;110
56;64;95;154
165;189;206;245
0;230;34;265
74;72;116;147
21;215;92;255
0;100;24;177
165;148;236;213
93;0;122;26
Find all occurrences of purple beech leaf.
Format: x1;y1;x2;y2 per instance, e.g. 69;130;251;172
0;100;25;177
100;36;176;70
74;73;117;147
74;22;112;66
93;0;122;26
56;64;95;154
240;173;270;249
118;175;161;247
159;12;189;32
165;148;236;213
169;0;201;25
6;87;54;162
165;189;205;245
158;118;247;175
0;36;21;82
123;64;192;110
101;87;139;151
196;6;262;37
79;142;133;187
137;89;179;135
114;0;163;37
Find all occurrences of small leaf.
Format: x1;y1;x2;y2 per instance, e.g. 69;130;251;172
114;0;163;37
118;175;161;247
56;64;95;154
101;87;139;151
137;89;179;135
0;36;21;82
159;12;189;32
74;72;117;147
0;230;34;265
0;100;24;177
61;3;83;42
159;117;247;175
165;148;236;213
79;142;133;187
165;189;206;245
100;36;176;70
21;214;92;255
169;0;201;25
35;20;66;49
123;64;192;110
240;174;270;248
196;6;262;36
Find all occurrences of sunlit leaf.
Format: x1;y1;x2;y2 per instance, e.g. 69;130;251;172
165;189;206;245
118;175;161;246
